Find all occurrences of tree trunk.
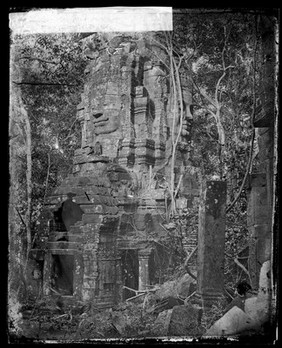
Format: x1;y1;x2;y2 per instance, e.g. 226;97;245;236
9;43;33;307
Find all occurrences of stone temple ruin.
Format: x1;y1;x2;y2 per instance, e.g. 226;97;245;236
28;19;276;327
30;32;197;308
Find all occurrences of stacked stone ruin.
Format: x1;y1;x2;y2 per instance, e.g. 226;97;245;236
27;17;276;321
33;32;198;308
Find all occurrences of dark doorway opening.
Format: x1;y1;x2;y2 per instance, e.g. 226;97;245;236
51;254;74;295
51;194;84;233
121;249;139;300
52;206;67;232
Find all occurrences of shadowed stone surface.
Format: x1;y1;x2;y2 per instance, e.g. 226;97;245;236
152;304;201;337
33;32;198;308
196;180;227;308
205;306;256;337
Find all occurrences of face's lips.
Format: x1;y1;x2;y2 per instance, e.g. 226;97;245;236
94;120;109;128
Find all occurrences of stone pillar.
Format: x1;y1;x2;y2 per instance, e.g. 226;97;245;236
115;252;123;304
247;173;272;289
42;251;52;296
118;138;135;167
248;15;275;291
134;86;149;139
138;249;151;291
197;180;227;308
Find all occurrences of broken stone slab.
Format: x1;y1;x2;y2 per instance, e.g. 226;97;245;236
151;304;201;337
168;304;201;336
257;260;271;300
155;273;196;300
204;306;256;337
151;296;182;314
244;296;271;333
151;308;173;337
177;274;197;298
244;297;263;331
244;260;272;329
110;310;128;336
204;300;266;338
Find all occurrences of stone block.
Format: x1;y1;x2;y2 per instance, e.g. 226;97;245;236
47;241;79;250
82;213;103;224
105;206;119;215
152;309;173;336
258;260;271;297
205;306;256;337
152;304;201;337
80;204;98;214
155;274;196;300
168;304;201;336
29;249;45;261
239;262;272;333
73;195;93;204
83;186;100;195
176;274;197;298
248;173;267;187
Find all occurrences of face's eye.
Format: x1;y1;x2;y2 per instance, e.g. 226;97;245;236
93;113;103;119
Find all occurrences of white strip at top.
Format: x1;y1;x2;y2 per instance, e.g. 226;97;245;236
9;7;173;35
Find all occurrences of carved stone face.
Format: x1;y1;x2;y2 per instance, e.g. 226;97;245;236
90;77;121;136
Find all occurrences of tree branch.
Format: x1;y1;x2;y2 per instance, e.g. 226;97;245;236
225;252;252;284
174;173;183;199
43;152;51;205
61;117;78;142
184;246;198;265
226;129;255;213
214;66;235;108
226;29;258;213
12;81;78;86
19;56;59;65
196;85;217;109
15;207;27;229
167;37;178;216
183;246;198;281
185;266;197;281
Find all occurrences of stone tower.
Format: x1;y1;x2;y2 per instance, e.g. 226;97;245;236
35;32;195;308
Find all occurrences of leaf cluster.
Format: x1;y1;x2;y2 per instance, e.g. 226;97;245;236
11;33;88;243
172;12;259;194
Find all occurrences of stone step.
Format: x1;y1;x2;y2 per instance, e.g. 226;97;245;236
49;233;83;243
47;241;80;250
68;234;83;243
48;249;79;255
49;232;68;242
29;249;45;260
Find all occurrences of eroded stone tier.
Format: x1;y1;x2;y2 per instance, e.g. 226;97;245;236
37;32;198;307
74;32;193;174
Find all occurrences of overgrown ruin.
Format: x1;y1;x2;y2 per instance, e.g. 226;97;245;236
25;16;277;337
29;32;198;308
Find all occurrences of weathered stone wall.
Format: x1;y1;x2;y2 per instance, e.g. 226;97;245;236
74;32;193;174
197;180;227;308
247;15;276;290
36;32;197;307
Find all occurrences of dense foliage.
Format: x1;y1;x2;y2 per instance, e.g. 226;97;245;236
11;33;87;244
160;11;261;289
